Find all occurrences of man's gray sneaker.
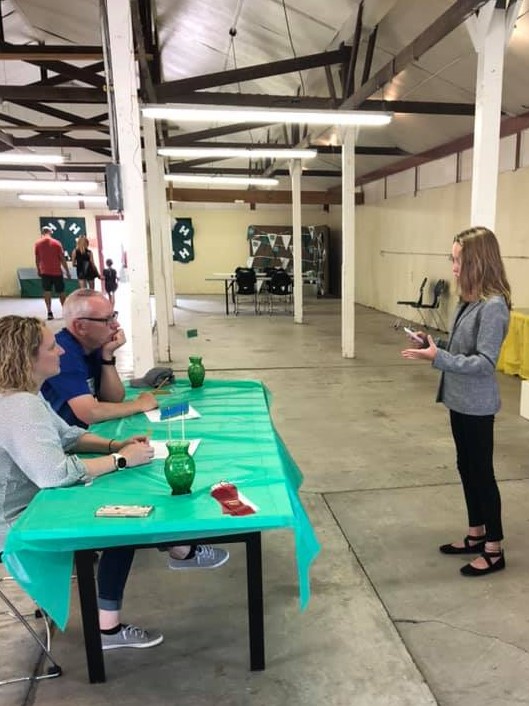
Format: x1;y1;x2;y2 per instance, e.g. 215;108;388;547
168;545;229;571
101;624;164;650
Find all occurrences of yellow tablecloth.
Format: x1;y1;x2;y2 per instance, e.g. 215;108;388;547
497;309;529;379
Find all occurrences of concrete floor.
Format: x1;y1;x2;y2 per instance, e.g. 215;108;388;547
2;293;529;705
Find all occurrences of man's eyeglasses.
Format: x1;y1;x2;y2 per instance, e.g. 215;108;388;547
77;311;119;324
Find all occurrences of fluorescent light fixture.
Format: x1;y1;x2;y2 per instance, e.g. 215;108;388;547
0;179;99;191
18;194;107;203
159;147;317;160
144;104;392;127
0;153;64;165
164;174;279;186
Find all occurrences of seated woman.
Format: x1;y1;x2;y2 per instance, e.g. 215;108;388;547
0;315;161;649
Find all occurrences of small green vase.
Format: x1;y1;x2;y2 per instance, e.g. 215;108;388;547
164;441;196;495
187;355;205;388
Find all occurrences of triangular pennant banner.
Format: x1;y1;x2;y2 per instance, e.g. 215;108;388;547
283;234;292;248
268;234;277;248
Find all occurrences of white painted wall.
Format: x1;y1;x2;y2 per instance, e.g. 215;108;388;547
170;205;331;294
0;207;105;296
355;165;529;327
0;204;333;298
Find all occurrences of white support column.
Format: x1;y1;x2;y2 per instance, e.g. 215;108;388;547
104;0;153;374
160;165;176;319
468;6;509;229
341;127;356;358
290;159;303;324
143;116;171;362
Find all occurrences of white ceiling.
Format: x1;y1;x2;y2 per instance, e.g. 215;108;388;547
0;0;527;207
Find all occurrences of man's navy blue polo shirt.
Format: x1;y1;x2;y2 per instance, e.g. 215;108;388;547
41;329;102;428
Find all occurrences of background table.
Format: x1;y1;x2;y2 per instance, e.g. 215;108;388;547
17;267;78;297
3;380;319;680
497;309;529;379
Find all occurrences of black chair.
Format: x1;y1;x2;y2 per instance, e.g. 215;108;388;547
414;279;447;330
268;269;293;314
234;267;258;315
395;277;428;328
397;277;428;308
0;554;62;687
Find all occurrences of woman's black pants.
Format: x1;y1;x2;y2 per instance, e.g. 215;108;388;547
449;410;503;542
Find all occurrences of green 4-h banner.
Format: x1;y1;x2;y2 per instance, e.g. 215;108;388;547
39;217;86;258
171;218;194;263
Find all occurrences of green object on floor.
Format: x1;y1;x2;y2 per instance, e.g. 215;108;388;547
186;328;198;338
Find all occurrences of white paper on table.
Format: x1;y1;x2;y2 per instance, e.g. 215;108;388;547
150;439;201;459
238;492;260;512
144;405;201;424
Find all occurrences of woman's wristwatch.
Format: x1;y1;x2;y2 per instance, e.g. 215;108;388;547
101;356;116;366
111;453;127;470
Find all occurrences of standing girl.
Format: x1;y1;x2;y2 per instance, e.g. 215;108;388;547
102;258;119;306
72;236;99;290
402;227;511;576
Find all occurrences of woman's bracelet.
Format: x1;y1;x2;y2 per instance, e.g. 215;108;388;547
108;438;115;453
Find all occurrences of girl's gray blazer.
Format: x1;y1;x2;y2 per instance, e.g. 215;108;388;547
433;295;509;416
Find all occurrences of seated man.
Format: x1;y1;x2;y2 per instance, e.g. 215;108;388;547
42;289;228;572
41;289;158;427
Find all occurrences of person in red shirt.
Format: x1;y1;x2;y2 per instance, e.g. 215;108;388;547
34;226;71;320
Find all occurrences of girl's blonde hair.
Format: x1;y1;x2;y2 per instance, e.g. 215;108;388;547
454;227;511;307
76;235;89;252
0;316;43;392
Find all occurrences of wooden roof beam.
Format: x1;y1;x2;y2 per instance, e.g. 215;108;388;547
164;123;273;145
161;91;477;116
27;60;105;88
0;86;105;102
156;46;350;98
0;44;103;61
341;0;491;109
165;187;358;205
351;109;529;187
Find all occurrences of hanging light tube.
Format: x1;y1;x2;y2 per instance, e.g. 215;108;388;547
164;174;279;186
0;180;99;191
0;153;65;164
18;194;107;203
159;147;317;160
143;104;392;127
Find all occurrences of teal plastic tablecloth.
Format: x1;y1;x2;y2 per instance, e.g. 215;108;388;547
3;380;319;629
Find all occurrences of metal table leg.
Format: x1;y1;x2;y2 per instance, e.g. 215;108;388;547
75;550;106;683
246;532;265;670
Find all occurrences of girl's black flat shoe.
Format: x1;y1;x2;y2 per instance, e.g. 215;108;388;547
460;549;505;577
439;534;486;555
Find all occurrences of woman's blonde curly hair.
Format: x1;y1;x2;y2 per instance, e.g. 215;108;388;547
0;316;43;392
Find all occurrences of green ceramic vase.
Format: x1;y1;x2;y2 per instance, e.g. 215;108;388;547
187;355;205;388
164;440;196;495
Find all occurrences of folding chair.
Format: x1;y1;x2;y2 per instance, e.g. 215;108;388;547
0;554;62;686
268;269;293;314
394;277;428;328
234;267;259;315
414;279;447;331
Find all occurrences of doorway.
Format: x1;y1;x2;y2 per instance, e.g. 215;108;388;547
95;215;128;286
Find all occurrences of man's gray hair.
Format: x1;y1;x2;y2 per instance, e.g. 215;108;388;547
63;289;107;326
